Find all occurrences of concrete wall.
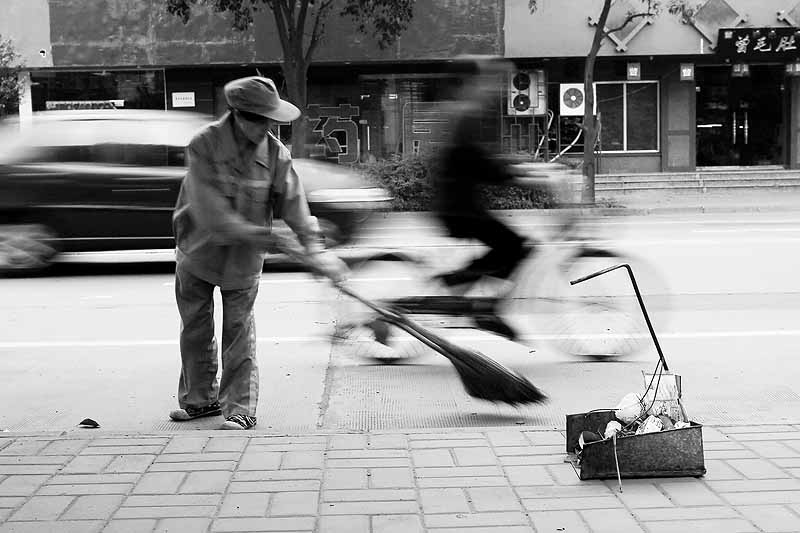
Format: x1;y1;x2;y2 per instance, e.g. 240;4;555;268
48;0;256;66
789;78;800;169
506;0;796;58
45;0;502;67
254;0;502;62
595;154;662;174
661;69;696;172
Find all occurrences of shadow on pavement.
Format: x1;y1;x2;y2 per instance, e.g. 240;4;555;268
4;247;384;279
4;260;315;279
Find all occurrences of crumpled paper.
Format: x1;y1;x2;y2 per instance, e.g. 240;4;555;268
614;392;644;424
604;420;622;439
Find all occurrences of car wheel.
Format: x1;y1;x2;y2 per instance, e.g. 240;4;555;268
0;224;59;275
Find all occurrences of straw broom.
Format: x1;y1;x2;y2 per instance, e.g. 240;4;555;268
275;238;547;405
336;282;547;405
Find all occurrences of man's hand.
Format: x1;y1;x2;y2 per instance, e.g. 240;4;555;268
309;250;349;284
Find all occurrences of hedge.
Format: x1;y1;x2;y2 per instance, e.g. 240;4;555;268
357;155;557;211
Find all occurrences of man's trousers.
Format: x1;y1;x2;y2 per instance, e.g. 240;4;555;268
175;261;260;418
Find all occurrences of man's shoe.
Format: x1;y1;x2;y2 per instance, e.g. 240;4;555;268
169;401;222;421
221;414;257;430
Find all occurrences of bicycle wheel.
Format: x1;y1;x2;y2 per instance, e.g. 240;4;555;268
542;248;671;360
333;252;435;362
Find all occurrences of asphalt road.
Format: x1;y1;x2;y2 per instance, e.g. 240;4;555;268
2;210;799;433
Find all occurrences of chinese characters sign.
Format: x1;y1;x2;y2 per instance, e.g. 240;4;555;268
306;104;360;164
716;27;800;60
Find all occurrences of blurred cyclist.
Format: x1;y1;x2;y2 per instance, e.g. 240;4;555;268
432;56;533;291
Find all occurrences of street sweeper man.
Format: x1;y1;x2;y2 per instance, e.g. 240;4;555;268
169;76;348;430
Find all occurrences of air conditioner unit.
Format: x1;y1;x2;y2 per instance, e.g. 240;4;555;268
559;83;586;116
508;70;546;116
559;83;599;117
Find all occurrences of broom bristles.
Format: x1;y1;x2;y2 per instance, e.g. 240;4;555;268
379;308;547;405
272;239;547;405
427;328;548;405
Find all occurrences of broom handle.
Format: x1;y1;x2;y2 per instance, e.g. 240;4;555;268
269;235;458;359
334;283;459;356
570;263;669;372
267;235;398;320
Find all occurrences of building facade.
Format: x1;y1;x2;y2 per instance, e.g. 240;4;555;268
505;0;800;174
3;0;800;173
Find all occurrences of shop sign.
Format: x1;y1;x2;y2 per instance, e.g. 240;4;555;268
731;63;750;78
679;63;695;81
716;27;800;60
786;62;800;76
627;62;641;81
171;92;196;108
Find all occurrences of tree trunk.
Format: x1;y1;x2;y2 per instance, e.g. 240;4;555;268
581;61;597;205
282;60;309;158
581;0;613;205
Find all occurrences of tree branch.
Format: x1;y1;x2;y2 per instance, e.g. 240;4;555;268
294;0;311;60
272;1;292;58
305;0;334;63
604;11;653;35
296;0;309;32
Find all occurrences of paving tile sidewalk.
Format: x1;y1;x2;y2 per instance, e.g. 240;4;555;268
0;425;799;532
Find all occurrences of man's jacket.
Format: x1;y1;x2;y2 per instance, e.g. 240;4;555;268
173;112;322;289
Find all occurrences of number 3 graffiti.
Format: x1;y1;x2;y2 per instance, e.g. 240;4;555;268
306;104;360;164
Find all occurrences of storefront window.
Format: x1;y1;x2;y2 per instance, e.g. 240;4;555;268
596;84;624;151
30;70;166;111
627;83;658;151
596;81;658;152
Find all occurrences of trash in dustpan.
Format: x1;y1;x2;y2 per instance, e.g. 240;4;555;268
564;264;705;492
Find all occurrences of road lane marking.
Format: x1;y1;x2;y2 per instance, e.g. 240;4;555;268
162;276;424;287
348;237;800;248
2;329;800;349
693;228;800;233
366;219;800;231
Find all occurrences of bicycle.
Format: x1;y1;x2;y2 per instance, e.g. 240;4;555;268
332;167;670;363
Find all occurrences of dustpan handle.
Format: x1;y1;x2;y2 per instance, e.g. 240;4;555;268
570;263;669;372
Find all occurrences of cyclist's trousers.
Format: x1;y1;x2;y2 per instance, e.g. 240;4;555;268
440;210;528;279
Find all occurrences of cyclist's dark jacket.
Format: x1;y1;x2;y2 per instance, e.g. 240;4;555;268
433;110;514;235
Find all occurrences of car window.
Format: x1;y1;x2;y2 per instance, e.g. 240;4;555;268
0;112;208;166
91;143;170;166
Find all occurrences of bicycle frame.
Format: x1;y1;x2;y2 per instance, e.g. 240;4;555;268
348;211;607;333
337;206;662;360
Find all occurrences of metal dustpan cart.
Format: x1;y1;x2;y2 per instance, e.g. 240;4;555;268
565;264;706;481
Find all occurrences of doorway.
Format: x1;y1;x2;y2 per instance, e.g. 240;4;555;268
696;65;785;167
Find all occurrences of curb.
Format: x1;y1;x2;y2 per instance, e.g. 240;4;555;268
1;422;797;439
374;203;800;220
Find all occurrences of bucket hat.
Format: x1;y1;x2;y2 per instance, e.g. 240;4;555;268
223;76;301;122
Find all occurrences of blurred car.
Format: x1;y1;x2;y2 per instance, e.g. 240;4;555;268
0;109;392;274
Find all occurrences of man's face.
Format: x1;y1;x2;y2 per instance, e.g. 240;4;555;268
234;109;275;144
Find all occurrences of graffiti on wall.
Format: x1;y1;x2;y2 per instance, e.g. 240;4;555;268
307;104;360;163
401;101;452;156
